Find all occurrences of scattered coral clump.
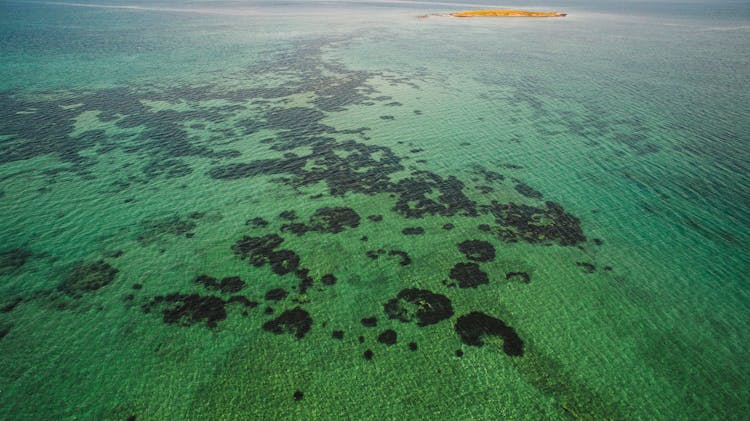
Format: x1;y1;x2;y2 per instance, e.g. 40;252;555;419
262;307;313;339
384;289;454;326
59;261;118;297
455;311;524;356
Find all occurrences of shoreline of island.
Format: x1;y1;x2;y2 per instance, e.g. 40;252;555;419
419;9;567;19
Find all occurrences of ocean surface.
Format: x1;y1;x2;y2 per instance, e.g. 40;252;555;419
1;0;748;419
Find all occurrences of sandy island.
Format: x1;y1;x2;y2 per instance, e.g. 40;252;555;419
421;9;567;18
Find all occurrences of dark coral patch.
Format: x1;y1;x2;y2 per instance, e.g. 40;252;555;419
279;210;298;220
367;214;383;222
474;166;505;183
209;135;481;224
1;297;22;313
366;249;410;266
262;307;312;339
295;268;314;294
218;277;246;294
321;274;337;285
449;263;489;288
481;201;585;246
377;329;397;345
310;207;360;233
137;214;197;244
506;272;531;284
383;289;453;327
293;390;304;401
387;250;411;266
210;140;403;197
361;317;378;327
227;296;258;308
105;250;124;258
187;212;205;220
269;250;300;275
455;349;464;357
363;349;374;360
443;223;455;230
402;227;424;235
59;260;118;297
186;230;196;238
332;330;344;339
231;234;311;292
145;293;227;328
0;39;412;188
576;262;596;273
457;240;496;262
232;234;285;266
265;288;288;301
408;342;418;351
514;181;543;199
282;207;360;235
391;172;477;219
477;185;494;194
194;275;218;290
245;217;269;227
454;311;524;356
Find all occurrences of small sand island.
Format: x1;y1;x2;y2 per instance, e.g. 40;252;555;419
452;9;566;17
421;9;566;18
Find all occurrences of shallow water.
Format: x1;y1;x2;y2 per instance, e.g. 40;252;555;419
1;0;749;419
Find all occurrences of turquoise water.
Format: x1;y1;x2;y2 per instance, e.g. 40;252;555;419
1;0;748;419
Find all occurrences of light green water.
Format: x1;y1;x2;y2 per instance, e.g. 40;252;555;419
0;1;748;419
